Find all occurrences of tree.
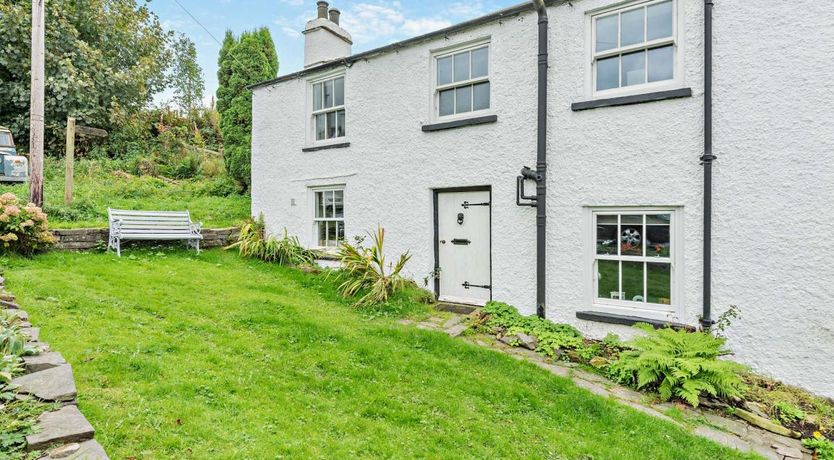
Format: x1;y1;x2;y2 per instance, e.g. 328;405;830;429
170;34;205;114
216;28;278;192
0;0;172;154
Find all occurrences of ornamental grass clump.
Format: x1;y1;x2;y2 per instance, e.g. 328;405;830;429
607;324;745;407
336;226;412;307
226;214;314;266
0;193;56;256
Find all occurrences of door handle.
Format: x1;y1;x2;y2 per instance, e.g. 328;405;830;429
451;239;471;245
462;281;491;289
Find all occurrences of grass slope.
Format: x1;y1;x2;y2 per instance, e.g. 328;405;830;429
4;250;758;459
0;158;249;228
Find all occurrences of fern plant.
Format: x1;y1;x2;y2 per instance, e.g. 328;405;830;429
337;226;412;306
607;324;745;407
226;214;314;266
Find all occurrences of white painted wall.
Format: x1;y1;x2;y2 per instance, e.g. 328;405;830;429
252;0;834;397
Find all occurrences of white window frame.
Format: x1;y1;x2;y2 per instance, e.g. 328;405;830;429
429;38;492;122
585;0;684;98
584;206;685;322
307;70;346;146
311;186;345;249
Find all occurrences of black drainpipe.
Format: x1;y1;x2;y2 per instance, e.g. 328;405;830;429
533;0;548;319
700;0;716;329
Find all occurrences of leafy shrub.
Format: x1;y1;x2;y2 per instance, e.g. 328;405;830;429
0;311;38;401
773;400;805;424
479;301;584;356
0;193;56;256
336;226;412;307
226;215;313;266
42;198;100;223
607;324;745;407
804;433;834;460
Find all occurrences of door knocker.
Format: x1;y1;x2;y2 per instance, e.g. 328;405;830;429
457;213;464;225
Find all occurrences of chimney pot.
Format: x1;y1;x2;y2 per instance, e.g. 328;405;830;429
328;8;341;25
316;1;328;19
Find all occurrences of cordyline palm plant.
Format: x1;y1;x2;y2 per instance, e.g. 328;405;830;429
337;226;412;306
226;214;314;266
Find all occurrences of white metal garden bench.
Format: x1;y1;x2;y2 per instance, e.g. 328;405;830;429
107;208;202;256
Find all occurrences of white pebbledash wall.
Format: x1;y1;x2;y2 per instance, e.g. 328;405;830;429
252;0;834;397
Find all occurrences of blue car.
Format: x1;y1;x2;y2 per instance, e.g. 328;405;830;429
0;126;28;183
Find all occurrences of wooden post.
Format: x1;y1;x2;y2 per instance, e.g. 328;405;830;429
64;117;76;204
28;0;46;207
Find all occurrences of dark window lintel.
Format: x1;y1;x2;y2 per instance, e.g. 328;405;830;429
576;310;695;331
571;88;693;111
302;142;351;152
422;115;497;132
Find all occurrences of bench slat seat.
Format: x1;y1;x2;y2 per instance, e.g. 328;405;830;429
108;208;202;256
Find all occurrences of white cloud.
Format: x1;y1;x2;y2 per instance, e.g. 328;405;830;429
402;18;452;36
275;16;305;39
281;26;301;38
280;0;305;5
340;2;451;44
445;1;488;19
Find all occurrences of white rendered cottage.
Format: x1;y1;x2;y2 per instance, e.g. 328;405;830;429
250;0;834;397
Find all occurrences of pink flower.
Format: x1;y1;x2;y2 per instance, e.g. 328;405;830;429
4;205;20;217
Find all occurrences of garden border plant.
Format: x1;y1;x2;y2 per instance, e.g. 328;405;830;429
0;193;56;256
470;300;834;459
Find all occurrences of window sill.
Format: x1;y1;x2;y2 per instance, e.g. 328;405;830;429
571;87;692;112
302;142;350;152
576;310;694;331
312;249;340;260
421;115;497;132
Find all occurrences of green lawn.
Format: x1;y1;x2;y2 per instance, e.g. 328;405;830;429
0;158;249;228
3;250;758;459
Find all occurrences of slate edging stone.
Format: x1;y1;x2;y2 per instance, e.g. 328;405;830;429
3;278;109;458
12;364;77;402
25;405;95;451
39;440;109;460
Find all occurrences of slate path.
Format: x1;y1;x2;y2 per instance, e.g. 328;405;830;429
1;274;109;459
411;313;813;460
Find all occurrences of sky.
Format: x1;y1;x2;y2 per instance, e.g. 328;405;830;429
151;0;519;106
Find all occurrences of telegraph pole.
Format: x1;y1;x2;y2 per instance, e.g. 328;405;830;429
29;0;45;207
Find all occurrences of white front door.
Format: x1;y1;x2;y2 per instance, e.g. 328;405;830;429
436;189;491;305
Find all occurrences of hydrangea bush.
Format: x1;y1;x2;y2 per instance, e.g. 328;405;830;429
0;193;56;255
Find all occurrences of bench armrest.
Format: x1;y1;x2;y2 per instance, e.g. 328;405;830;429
191;221;203;235
110;218;123;236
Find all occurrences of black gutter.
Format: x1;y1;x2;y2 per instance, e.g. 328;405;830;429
533;0;548;319
248;0;562;90
700;0;716;329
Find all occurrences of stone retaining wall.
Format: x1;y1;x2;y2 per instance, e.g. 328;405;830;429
1;276;109;459
52;227;240;250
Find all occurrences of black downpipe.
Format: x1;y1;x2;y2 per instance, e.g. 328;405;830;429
533;0;548;319
700;0;716;329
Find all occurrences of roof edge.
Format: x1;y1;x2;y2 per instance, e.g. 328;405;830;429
249;0;560;91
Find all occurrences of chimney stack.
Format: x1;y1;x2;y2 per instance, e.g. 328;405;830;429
317;1;328;19
328;8;341;25
303;2;352;68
